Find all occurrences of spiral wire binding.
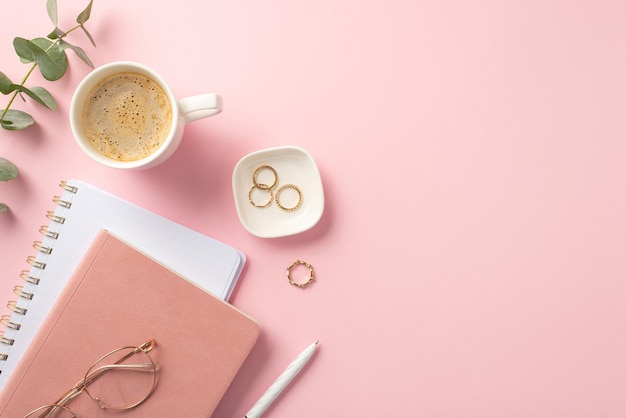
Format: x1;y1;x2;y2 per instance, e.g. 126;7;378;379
39;225;59;239
60;180;78;194
45;211;65;224
13;286;34;300
0;316;20;331
53;195;72;209
0;181;78;367
33;241;53;255
19;270;41;285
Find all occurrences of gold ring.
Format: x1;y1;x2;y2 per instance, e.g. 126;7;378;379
287;259;315;288
252;165;278;190
275;183;302;212
248;184;273;208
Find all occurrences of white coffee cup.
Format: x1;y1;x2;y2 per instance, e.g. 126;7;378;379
69;61;222;169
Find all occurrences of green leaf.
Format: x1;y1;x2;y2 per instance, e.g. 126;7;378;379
30;37;54;49
0;203;8;213
0;71;15;94
10;85;57;110
29;87;57;110
0;158;19;181
47;27;66;40
1;109;35;130
76;0;93;24
13;37;36;63
81;24;96;47
46;0;58;26
47;29;59;40
13;38;67;81
36;38;68;80
59;40;94;67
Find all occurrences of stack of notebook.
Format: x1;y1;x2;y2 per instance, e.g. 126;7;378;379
0;180;260;416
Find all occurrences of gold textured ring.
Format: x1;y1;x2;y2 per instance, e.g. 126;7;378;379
275;183;302;212
252;165;278;190
248;184;273;208
287;259;315;288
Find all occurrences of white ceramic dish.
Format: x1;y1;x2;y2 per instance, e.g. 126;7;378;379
232;146;324;238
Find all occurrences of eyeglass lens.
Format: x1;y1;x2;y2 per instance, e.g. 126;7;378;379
83;345;157;410
24;343;157;417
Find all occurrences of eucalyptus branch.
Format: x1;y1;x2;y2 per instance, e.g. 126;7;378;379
0;0;95;130
0;0;96;211
0;24;87;125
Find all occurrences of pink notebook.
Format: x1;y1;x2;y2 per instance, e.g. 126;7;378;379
0;230;261;417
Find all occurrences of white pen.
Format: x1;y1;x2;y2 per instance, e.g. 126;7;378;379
245;341;319;418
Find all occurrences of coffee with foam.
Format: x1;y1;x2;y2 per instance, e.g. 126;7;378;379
82;73;172;161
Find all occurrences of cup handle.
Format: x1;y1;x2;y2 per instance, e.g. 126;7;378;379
178;93;223;123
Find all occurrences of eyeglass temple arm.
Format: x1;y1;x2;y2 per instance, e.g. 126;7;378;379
50;340;156;408
86;362;158;375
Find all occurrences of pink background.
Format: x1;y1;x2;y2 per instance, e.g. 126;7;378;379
1;1;625;416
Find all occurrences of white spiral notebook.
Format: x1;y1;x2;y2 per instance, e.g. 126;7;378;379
0;179;246;391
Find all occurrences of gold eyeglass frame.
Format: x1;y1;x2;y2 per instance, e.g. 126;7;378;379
25;339;159;418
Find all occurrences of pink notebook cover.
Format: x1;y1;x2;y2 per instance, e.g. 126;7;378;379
0;230;261;417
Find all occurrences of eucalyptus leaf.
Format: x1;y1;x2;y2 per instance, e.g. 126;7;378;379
47;29;59;40
13;37;68;81
0;158;18;181
1;109;35;130
0;71;15;94
80;25;96;47
13;37;65;81
59;40;94;68
31;38;68;81
29;87;56;110
10;85;57;110
46;0;59;26
77;0;93;24
29;37;54;50
47;27;66;40
0;203;8;213
13;37;36;63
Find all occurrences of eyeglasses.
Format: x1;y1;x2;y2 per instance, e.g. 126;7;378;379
25;339;159;418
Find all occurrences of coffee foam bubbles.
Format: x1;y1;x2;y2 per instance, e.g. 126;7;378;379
83;73;172;161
